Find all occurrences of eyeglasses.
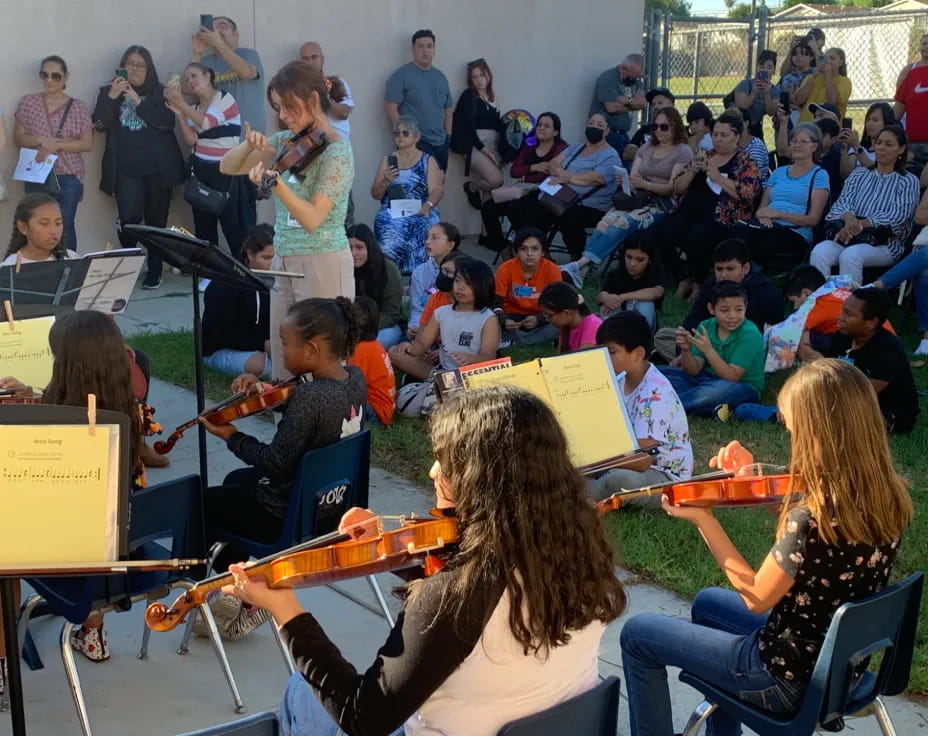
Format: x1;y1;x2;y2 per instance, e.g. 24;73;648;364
39;71;63;81
393;130;413;137
655;123;671;131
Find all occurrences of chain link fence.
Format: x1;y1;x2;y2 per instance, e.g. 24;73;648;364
645;7;928;130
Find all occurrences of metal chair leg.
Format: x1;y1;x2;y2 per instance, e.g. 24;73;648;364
366;575;395;627
870;697;898;736
59;621;93;736
197;601;246;713
270;621;297;676
682;700;717;736
137;594;156;660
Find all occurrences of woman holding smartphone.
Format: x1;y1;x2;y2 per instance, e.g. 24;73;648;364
796;47;852;123
92;46;185;289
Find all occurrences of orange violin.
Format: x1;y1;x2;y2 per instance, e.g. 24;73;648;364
144;512;458;632
0;388;41;405
596;465;803;514
153;380;298;455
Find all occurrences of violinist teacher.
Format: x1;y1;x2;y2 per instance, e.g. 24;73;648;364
221;60;354;381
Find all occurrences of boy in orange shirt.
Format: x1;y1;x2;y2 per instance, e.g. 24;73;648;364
349;298;396;427
494;227;562;346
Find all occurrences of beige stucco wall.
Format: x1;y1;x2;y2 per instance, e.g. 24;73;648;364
0;0;643;255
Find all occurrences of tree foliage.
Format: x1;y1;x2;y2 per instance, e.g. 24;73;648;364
645;0;692;17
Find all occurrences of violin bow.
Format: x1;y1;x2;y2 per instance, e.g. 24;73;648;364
604;470;736;506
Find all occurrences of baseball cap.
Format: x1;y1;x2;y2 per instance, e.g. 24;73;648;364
808;102;839;120
646;87;675;104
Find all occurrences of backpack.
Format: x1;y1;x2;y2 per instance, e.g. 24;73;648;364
496;109;536;163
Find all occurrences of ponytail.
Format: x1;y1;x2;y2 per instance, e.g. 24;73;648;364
287;296;361;360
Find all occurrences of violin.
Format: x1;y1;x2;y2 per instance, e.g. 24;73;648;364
0;388;41;405
144;512;458;632
257;126;328;200
153;379;298;455
596;465;803;514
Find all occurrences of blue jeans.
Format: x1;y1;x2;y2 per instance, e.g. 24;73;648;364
27;174;82;252
621;587;802;736
879;247;928;331
377;324;404;350
203;349;270;378
659;365;759;415
279;672;404;736
626;300;657;333
582;210;665;266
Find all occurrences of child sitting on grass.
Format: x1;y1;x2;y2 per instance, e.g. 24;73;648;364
659;281;765;417
539;281;602;353
407;222;461;340
494;227;562;346
595;237;665;333
588;311;693;507
349;297;396;427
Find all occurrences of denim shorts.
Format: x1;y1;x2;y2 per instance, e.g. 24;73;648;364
204;349;271;378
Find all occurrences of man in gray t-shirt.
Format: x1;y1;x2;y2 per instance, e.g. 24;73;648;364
589;53;646;157
385;29;453;170
192;15;266;133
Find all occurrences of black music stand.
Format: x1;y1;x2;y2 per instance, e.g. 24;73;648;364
123;226;269;486
0;404;131;736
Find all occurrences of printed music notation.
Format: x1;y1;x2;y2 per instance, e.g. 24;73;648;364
0;315;55;389
2;466;103;484
1;348;51;361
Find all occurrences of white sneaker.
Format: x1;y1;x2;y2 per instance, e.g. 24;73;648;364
915;339;928;356
561;261;583;289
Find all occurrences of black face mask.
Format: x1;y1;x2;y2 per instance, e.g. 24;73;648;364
622;76;638;87
435;273;455;292
585;126;605;144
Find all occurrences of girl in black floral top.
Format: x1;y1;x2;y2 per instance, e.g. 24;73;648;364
620;358;913;736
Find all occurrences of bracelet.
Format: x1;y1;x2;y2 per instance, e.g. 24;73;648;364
425;200;434;208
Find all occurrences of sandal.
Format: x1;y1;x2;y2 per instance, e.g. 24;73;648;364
70;625;110;662
463;182;482;211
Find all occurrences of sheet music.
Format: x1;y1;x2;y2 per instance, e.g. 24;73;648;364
0;315;55;389
74;252;145;314
13;148;58;183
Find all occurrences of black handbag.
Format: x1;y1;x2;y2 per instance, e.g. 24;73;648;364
31;98;74;196
611;188;653;211
183;158;230;216
823;219;893;246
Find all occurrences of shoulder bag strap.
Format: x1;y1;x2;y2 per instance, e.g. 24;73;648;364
805;165;821;212
562;145;608;203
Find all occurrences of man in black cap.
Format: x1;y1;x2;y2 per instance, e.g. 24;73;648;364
622;87;677;164
808;102;839;122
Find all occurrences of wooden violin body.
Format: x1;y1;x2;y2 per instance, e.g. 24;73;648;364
153;380;297;455
145;515;458;632
0;389;41;405
597;470;803;513
258;127;328;200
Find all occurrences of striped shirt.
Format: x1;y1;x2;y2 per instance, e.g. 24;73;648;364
824;166;920;259
191;90;241;162
744;137;770;184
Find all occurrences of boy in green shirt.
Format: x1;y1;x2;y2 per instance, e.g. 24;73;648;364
658;281;765;416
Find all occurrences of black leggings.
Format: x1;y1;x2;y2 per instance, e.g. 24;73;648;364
728;224;809;272
204;468;285;574
646;211;730;282
115;173;174;276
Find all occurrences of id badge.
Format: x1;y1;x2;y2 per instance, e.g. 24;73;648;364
838;352;855;365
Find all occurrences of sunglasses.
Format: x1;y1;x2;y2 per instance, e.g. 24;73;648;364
655;123;671;131
393;130;413;137
39;71;63;81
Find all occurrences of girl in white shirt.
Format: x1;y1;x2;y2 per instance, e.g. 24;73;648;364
2;192;77;266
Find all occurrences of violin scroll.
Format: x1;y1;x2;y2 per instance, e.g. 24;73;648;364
144;600;192;633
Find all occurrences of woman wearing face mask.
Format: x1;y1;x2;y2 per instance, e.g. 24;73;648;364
221;60;354;381
796;47;852;123
524;113;621;259
14;55;93;253
92;45;185;289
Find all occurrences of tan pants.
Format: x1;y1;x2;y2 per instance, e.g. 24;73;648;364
269;250;355;381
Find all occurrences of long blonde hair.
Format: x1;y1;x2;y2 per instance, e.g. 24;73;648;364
776;359;912;546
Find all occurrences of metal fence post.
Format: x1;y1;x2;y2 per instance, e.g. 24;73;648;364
692;30;702;98
757;4;768;58
661;11;671;88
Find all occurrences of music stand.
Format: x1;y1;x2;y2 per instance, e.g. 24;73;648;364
0;404;131;735
123;225;269;486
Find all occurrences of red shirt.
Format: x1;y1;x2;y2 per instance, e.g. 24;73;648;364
420;291;452;327
14;93;93;180
349;340;396;426
896;65;928;143
495;258;563;315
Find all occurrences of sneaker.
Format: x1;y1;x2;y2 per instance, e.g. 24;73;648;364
498;337;512;350
218;603;271;641
70;625;110;662
560;261;583;289
712;404;732;423
192;591;243;638
141;276;162;290
734;403;778;423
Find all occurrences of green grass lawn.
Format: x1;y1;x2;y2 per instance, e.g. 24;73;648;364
132;288;928;695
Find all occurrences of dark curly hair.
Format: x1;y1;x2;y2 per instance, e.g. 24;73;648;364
428;386;627;654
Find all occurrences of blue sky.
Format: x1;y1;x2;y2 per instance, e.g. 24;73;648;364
691;0;737;13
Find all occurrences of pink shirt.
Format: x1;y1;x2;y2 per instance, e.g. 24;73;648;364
567;313;603;352
15;93;93;180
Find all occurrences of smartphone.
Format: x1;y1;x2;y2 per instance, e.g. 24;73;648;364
780;91;791;110
200;13;214;30
842;117;853;131
756;70;770;83
387;154;398;170
818;53;827;66
115;68;128;80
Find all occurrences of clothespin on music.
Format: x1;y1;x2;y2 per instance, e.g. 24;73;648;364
87;393;97;436
3;299;14;333
15;251;23;274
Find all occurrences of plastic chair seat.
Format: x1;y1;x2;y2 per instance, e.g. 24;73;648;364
496;676;620;735
176;710;279;735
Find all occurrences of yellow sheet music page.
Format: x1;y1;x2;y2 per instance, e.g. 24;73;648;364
462;360;553;407
539;350;635;467
0;315;55;390
0;425;118;564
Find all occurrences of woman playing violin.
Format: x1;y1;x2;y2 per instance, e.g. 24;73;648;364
223;386;627;736
620;359;913;736
220;60;354;381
